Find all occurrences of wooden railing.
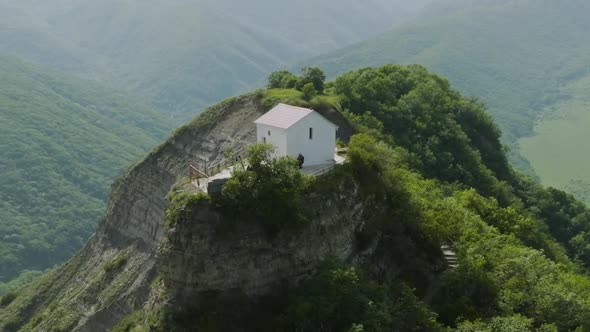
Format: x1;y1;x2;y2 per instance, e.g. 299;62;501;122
206;145;249;176
189;164;208;179
188;144;250;184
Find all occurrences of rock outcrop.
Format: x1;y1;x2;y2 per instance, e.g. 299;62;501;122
159;183;372;307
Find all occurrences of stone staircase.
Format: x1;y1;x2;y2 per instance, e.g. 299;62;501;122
441;244;458;269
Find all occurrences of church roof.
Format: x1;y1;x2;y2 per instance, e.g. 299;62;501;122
254;103;336;129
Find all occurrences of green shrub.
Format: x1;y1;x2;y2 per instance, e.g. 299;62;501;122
220;144;313;234
300;66;326;92
301;82;317;101
112;310;148;332
0;291;17;307
165;191;211;227
103;255;128;273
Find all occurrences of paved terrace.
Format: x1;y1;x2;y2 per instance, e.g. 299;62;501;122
192;153;346;194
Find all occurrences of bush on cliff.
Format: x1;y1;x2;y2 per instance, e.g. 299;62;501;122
0;292;17;307
165;191;211;227
220;144;313;233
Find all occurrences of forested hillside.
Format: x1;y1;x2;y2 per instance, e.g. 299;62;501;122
309;0;590;199
148;66;590;331
0;0;434;293
0;55;174;290
5;65;590;331
0;0;432;119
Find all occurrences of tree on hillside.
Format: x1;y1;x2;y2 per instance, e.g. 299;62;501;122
301;83;317;101
267;70;300;89
220;144;312;233
300;66;326;92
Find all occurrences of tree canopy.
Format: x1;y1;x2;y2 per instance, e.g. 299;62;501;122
220;144;313;234
266;67;326;95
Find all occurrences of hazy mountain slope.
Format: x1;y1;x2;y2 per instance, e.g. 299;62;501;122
0;2;98;73
0;0;432;119
310;0;590;172
0;55;174;285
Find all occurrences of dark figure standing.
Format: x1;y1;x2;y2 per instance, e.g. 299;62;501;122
297;153;304;169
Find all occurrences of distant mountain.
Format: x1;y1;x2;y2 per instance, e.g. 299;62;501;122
0;55;174;286
0;0;432;120
310;0;590;181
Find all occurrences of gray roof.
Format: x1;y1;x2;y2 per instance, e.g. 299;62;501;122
254;103;336;129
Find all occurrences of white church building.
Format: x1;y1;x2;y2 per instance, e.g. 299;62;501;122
254;103;338;166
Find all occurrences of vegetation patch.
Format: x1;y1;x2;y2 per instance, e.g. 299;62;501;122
0;270;44;295
103;254;129;274
262;67;341;111
165;191;212;227
167;260;442;332
112;310;149;332
219;143;314;234
0;291;17;307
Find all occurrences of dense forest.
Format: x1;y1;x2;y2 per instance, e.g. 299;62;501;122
0;55;173;292
309;0;590;198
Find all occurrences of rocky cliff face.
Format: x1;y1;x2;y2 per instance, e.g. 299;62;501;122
159;182;373;306
0;94;359;331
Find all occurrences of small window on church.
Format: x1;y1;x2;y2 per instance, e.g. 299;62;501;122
309;127;313;140
268;130;271;136
263;137;266;143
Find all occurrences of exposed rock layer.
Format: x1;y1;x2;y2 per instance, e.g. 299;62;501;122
159;185;371;306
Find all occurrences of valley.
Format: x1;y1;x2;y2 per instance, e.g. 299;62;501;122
519;75;590;203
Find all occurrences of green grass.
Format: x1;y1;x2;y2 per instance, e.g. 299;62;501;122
0;292;17;307
264;88;304;100
519;74;590;204
261;88;304;108
262;88;344;112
